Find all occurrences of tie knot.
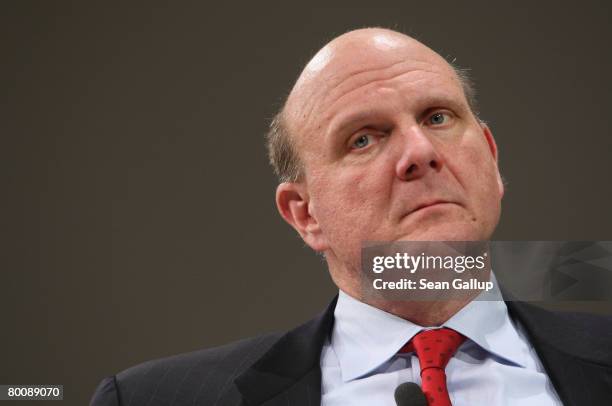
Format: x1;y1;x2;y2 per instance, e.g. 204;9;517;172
399;328;465;369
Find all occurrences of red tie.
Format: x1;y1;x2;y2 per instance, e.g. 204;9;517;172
399;328;465;406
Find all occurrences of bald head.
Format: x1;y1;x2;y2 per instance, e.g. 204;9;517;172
287;29;450;120
266;28;478;182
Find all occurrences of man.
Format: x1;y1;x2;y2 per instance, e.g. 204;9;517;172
91;28;611;406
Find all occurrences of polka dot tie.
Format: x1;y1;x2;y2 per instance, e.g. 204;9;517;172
399;328;465;406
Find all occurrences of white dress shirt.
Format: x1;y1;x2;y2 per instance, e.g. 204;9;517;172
320;284;563;405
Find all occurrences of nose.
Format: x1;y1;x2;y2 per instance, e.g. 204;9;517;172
395;126;444;181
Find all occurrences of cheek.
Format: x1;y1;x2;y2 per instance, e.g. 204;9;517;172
454;141;502;211
311;163;394;233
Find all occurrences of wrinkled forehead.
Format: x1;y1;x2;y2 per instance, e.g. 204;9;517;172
297;32;446;88
285;31;458;137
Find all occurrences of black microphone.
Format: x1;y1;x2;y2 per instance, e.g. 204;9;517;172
394;382;427;406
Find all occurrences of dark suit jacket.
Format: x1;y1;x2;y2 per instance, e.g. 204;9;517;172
90;298;612;406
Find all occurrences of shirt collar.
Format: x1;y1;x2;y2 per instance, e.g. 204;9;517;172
331;275;528;383
444;284;528;369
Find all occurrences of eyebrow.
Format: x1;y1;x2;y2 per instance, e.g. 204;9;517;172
326;94;465;140
327;108;388;139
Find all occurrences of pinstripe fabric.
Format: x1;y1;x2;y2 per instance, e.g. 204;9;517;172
89;297;337;406
91;334;281;406
90;298;612;406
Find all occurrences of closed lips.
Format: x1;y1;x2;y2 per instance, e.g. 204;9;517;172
409;200;456;214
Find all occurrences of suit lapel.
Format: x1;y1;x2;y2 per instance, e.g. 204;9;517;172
257;368;321;406
236;295;611;406
235;297;337;406
507;301;612;405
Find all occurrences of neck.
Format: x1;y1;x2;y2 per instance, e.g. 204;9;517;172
333;274;479;325
358;294;474;326
327;253;486;326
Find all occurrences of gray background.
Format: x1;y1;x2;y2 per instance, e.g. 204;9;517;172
2;1;611;405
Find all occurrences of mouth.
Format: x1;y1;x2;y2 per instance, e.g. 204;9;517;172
408;200;458;216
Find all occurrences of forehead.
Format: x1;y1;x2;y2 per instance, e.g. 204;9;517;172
285;33;463;155
322;58;458;121
294;34;455;101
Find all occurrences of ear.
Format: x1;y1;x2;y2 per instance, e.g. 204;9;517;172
275;182;329;252
481;122;505;198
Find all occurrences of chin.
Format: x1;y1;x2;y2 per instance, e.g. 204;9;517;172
396;220;491;242
394;206;497;241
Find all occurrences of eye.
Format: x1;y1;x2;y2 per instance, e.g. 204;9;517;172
351;134;373;149
428;112;449;125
